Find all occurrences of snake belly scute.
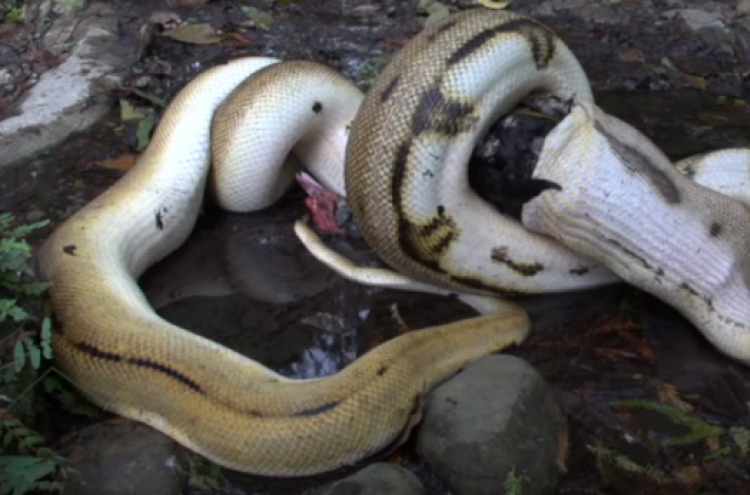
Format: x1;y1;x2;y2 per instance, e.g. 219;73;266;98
344;8;619;298
521;100;750;364
35;48;530;474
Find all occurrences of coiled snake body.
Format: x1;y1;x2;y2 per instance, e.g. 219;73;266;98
35;8;750;476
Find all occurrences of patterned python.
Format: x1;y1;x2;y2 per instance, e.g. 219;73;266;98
34;7;748;477
521;101;750;364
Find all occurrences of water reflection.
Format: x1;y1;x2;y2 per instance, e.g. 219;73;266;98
139;197;378;379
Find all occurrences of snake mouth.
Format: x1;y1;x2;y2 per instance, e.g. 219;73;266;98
299;94;572;237
469;94;572;218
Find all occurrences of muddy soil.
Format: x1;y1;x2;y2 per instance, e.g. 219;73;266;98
2;0;750;494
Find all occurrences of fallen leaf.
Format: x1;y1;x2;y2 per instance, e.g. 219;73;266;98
161;23;222;44
119;99;147;121
353;4;380;12
417;0;451;28
556;428;570;473
618;48;644;63
651;379;693;412
221;31;255;46
476;0;511;9
240;6;273;30
685;74;708;89
136;113;156;151
129;88;167;108
99;155;138;171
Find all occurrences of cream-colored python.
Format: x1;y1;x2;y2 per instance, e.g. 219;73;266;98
35;10;576;476
36;5;744;477
521;100;750;364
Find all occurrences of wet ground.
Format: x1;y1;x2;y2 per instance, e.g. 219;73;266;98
3;0;750;494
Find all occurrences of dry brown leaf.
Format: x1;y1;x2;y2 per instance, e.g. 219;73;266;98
100;155;138;171
685;74;708;89
161;23;222;45
556;428;570;473
353;4;380;12
221;32;255;46
618;48;644;63
672;465;702;487
652;379;694;412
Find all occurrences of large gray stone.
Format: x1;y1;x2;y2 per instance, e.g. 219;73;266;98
0;2;131;169
61;420;186;495
417;355;564;495
308;463;424;495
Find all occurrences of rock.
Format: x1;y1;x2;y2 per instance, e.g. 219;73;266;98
676;9;726;31
25;209;46;222
308;463;424;495
417;355;564;495
0;2;133;170
0;68;11;86
60;420;186;495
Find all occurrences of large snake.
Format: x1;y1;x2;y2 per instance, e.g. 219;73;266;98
34;7;747;477
521;101;750;364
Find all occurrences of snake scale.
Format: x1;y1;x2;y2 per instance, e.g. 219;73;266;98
35;7;750;476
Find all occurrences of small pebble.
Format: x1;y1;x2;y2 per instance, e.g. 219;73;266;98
25;210;46;222
133;75;151;88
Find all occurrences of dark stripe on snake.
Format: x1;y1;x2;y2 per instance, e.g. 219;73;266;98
448;18;555;69
74;341;122;362
569;266;590;275
128;357;204;394
294;401;339;417
412;86;476;136
595;121;681;204
428;19;458;42
490;246;544;276
710;222;722;237
63;245;77;256
381;75;400;102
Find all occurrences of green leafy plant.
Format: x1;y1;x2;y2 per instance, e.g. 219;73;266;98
588;443;669;485
0;214;74;494
0;415;72;495
612;399;726;446
503;468;527;495
186;454;222;492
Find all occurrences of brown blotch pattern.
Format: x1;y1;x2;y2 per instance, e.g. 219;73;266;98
380;75;400;102
491;246;544;276
448;18;556;69
294;401;340;417
411;86;477;137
